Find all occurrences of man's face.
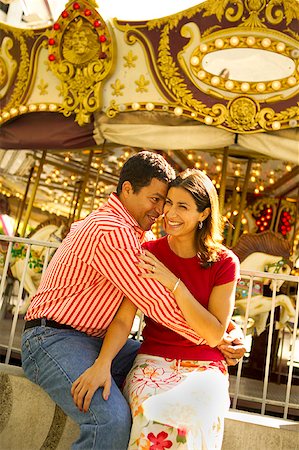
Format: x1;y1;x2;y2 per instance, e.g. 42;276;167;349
123;178;168;231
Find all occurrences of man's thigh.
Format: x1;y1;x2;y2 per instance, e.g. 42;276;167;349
21;327;132;425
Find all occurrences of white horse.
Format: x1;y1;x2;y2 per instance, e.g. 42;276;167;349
3;221;68;315
232;232;295;336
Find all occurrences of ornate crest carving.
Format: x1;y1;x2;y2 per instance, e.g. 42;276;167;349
47;0;114;125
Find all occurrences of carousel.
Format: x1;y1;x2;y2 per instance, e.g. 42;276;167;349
0;0;299;441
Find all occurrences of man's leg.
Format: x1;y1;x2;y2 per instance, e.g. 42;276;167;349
21;326;139;450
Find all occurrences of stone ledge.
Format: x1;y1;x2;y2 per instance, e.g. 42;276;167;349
1;364;298;450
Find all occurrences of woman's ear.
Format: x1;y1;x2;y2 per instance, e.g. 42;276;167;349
202;207;211;221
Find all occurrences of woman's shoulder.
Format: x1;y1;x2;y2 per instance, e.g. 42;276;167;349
216;246;240;266
142;235;168;252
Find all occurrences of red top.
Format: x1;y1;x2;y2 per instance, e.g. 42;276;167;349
139;236;240;361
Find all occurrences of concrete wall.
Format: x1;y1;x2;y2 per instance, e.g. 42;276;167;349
0;363;298;450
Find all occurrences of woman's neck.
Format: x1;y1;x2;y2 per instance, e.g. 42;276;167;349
167;235;197;258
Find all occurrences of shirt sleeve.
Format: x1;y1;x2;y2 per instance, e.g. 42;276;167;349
214;250;240;286
92;226;204;344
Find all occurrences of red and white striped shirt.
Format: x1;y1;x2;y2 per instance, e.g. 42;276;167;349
26;194;202;343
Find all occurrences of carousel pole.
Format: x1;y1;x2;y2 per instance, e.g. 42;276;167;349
14;163;35;235
218;148;229;215
232;158;252;247
76;149;94;220
226;178;239;248
20;150;47;237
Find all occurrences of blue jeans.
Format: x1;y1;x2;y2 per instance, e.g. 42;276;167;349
21;325;140;450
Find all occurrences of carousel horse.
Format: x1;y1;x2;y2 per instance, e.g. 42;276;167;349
232;231;295;336
0;219;68;315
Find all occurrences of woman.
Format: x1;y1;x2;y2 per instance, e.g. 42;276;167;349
72;169;240;449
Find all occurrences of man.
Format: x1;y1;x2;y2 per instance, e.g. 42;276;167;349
22;151;245;450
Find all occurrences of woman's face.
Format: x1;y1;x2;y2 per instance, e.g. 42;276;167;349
163;186;204;239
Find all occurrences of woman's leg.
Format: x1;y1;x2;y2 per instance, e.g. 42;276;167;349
123;355;229;450
22;326;139;450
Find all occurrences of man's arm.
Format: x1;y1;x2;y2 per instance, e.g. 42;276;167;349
71;298;137;412
94;228;203;344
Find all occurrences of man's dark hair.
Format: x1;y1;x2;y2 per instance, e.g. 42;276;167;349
116;151;176;195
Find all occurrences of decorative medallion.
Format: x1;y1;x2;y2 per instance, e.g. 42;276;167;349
47;0;114;125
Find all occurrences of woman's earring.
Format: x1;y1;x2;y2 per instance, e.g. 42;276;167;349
198;221;203;230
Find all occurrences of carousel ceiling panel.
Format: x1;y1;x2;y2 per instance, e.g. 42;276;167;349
0;0;298;134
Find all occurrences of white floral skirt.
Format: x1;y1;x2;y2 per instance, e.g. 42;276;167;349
123;354;230;450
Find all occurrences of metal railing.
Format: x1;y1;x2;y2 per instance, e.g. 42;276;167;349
0;234;298;419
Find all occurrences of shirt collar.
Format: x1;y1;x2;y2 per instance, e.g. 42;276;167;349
107;193;146;241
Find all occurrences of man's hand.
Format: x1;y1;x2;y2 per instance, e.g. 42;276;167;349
71;362;111;413
218;326;246;366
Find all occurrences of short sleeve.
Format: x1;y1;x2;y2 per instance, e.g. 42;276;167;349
214;250;240;286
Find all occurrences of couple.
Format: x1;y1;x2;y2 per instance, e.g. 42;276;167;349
22;151;244;449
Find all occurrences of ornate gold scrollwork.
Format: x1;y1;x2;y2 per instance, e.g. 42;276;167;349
47;0;113;125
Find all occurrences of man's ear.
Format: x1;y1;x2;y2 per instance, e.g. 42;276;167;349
121;181;133;197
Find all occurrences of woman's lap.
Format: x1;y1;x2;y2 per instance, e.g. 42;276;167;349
123;355;230;450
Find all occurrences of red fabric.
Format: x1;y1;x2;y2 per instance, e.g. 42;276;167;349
139;236;240;360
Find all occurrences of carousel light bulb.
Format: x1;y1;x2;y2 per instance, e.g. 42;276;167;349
254;188;259;194
226;212;231;218
259;185;264;191
262;38;271;48
10;108;18;116
255;170;260;176
286;165;292;171
230;36;239;46
287;76;297;86
241;218;247;224
216;165;221;172
212;179;216;184
276;42;285;52
215;39;224;49
216;183;220;189
71;175;76;180
29;104;37;112
64;156;70;162
225;80;234;90
246;36;256;46
233;210;238;216
272;121;281;130
204;115;213;125
234;170;240;176
195;162;201;168
131;102;140;111
211;76;220;86
197;70;206;80
187;153;193;160
289;119;298;127
49;104;57;111
236;186;241;192
256;83;266;92
190;56;200;66
269;178;274;184
199;43;208;53
145;103;154;111
39;104;47;111
272;80;281;90
174;106;183;116
19;105;28;113
241;82;250;92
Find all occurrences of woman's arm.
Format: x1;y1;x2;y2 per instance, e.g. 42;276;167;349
71;297;137;412
138;251;236;348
